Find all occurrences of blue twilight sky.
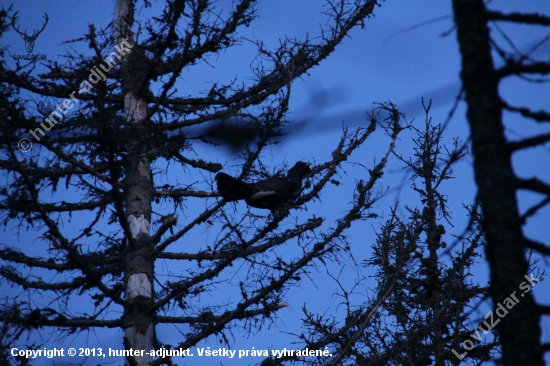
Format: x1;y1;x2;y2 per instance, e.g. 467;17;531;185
2;0;550;365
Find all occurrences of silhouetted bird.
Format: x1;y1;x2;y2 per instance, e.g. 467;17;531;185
215;162;311;211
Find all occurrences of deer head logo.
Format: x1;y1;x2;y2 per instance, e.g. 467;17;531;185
11;11;49;53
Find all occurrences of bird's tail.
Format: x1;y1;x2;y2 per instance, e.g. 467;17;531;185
215;173;255;201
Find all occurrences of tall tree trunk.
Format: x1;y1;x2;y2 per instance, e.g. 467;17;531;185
452;0;543;364
114;0;154;364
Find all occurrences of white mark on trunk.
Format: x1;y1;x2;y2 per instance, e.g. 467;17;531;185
128;214;149;237
125;323;153;365
137;160;150;179
124;93;147;122
127;273;152;298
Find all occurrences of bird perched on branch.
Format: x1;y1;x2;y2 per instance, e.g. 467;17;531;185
215;162;311;212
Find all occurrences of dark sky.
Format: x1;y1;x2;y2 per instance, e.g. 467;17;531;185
4;0;550;364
